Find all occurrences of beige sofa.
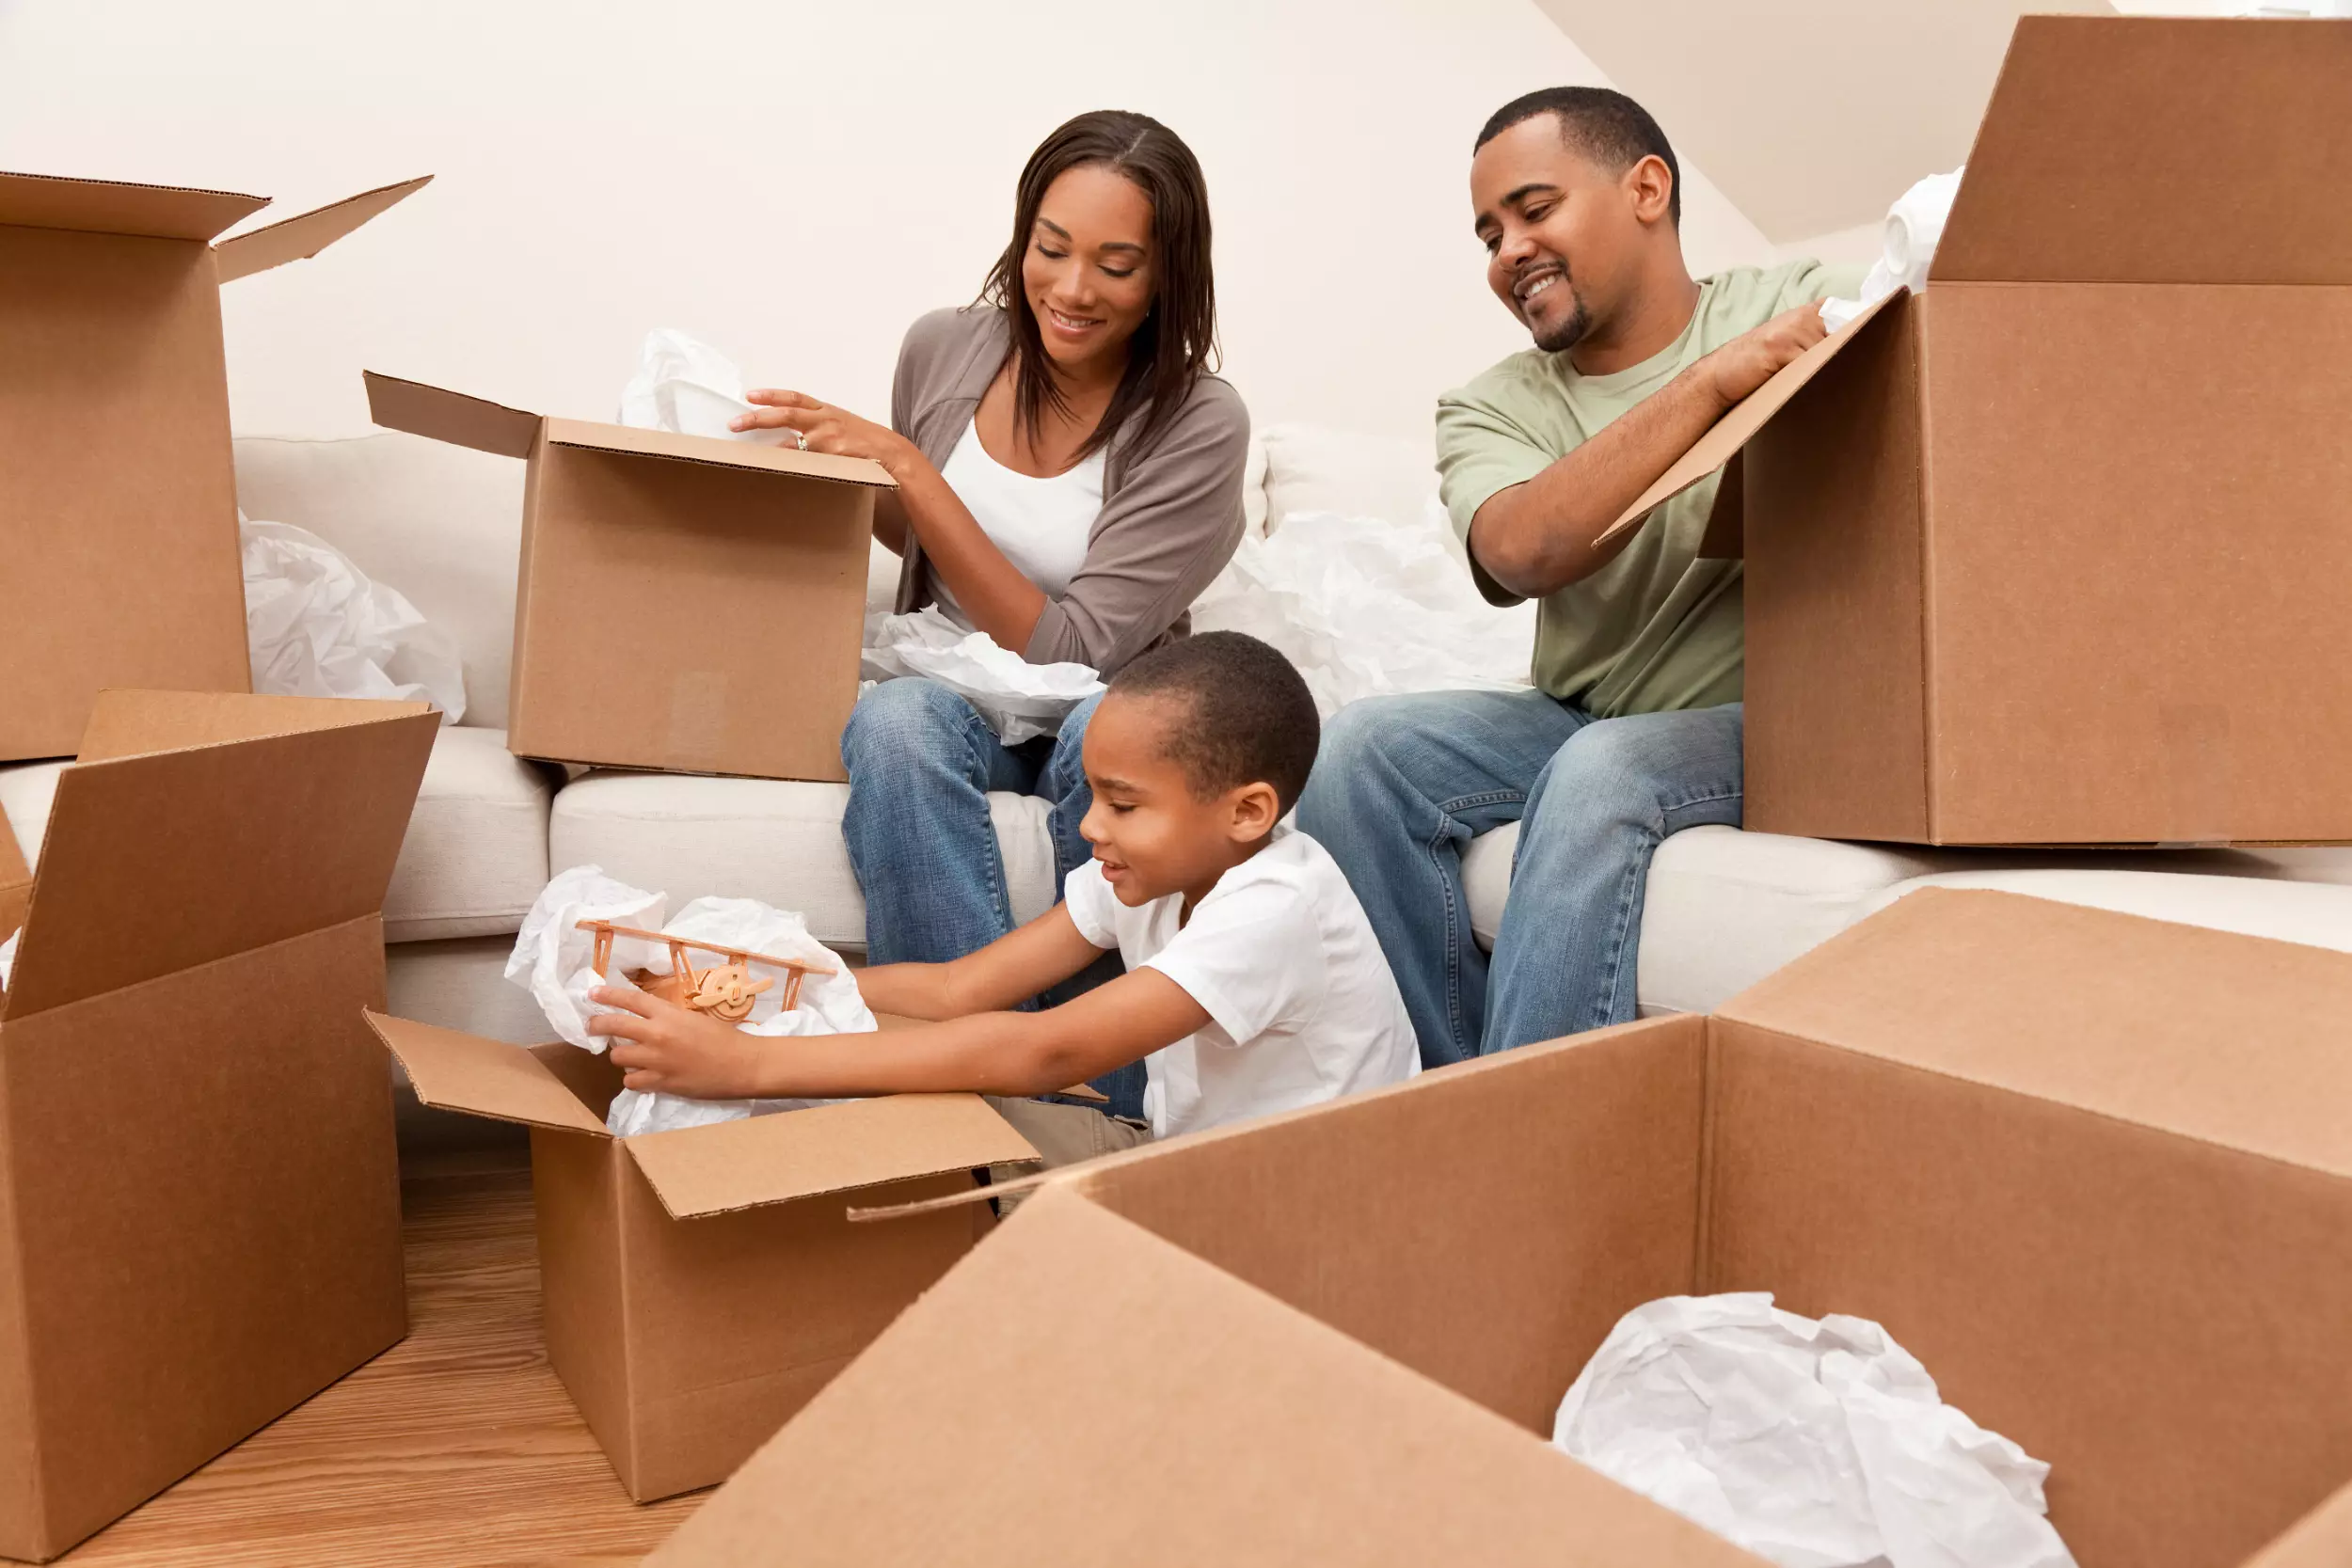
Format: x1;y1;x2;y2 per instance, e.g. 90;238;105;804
5;425;2350;1050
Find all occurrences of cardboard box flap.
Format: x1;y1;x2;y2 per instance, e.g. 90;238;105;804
1598;289;1901;546
213;175;431;284
75;689;432;763
623;1093;1040;1220
1933;16;2352;286
1717;887;2352;1180
362;1013;612;1136
542;418;898;488
651;1184;1760;1567
1;708;437;1019
363;372;541;459
0;169;265;242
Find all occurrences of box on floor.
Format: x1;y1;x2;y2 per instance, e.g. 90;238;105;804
651;887;2352;1568
0;169;428;762
0;690;436;1561
363;373;890;784
365;1012;1040;1501
1609;14;2352;847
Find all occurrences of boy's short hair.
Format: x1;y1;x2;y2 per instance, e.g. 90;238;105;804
1108;632;1320;814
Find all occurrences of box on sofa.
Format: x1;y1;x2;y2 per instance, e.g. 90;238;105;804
653;887;2352;1568
1605;15;2352;847
0;170;428;762
365;1011;1039;1501
0;690;436;1560
363;372;891;784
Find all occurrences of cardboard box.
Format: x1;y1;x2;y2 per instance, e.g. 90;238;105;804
1603;14;2352;847
0;170;429;762
362;372;892;783
0;690;437;1560
363;1012;1040;1500
651;888;2352;1568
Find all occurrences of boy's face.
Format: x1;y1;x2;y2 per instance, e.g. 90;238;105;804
1079;691;1275;908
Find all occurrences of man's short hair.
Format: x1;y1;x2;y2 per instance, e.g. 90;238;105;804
1108;631;1320;814
1474;86;1681;226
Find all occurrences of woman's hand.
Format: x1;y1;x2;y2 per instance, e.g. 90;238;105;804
735;389;919;478
587;986;776;1100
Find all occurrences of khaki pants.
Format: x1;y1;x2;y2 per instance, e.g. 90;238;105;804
981;1096;1152;1213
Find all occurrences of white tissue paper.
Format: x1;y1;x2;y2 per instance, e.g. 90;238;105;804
240;515;467;722
1820;168;1964;333
0;929;16;990
505;864;877;1136
1553;1294;2075;1568
1191;500;1535;718
616;327;790;446
861;608;1104;746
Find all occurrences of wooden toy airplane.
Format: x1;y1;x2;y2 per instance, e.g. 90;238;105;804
578;920;836;1022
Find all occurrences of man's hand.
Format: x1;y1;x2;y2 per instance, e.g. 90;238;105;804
1698;304;1829;411
733;390;920;479
588;986;777;1100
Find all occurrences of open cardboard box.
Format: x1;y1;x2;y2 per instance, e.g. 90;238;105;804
0;170;429;762
1601;14;2352;847
363;1011;1041;1501
363;372;891;784
652;888;2352;1568
0;690;437;1561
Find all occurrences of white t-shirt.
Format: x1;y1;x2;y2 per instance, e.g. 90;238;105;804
1061;827;1421;1140
934;417;1104;630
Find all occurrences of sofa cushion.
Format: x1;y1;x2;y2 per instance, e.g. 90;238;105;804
1256;422;1437;537
0;726;551;945
1868;866;2352;953
548;772;1059;951
386;934;563;1046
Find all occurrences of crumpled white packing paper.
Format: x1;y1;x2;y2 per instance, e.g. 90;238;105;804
616;327;790;446
1553;1293;2076;1568
241;515;467;722
1820;169;1964;333
506;864;876;1136
861;607;1104;746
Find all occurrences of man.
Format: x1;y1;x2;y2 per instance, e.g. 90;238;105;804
1297;87;1861;1066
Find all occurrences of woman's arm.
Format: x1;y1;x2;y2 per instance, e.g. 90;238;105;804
857;905;1109;1021
590;967;1206;1101
735;388;1046;651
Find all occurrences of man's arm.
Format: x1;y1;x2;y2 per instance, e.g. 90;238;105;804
856;905;1107;1021
1468;303;1829;601
590;967;1210;1101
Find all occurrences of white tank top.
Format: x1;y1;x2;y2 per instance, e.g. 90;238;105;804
933;417;1106;630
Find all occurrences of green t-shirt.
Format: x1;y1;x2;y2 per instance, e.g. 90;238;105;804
1437;259;1862;718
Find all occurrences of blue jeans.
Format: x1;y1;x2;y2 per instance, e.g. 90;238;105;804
1296;690;1743;1068
839;677;1141;1117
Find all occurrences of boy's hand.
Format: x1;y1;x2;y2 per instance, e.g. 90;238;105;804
588;986;772;1100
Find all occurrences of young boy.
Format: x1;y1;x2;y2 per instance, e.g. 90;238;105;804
588;631;1418;1167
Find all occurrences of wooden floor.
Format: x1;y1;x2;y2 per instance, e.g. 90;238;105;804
59;1144;702;1567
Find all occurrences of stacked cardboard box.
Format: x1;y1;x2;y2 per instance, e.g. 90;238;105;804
650;888;2352;1568
0;170;428;761
1603;15;2352;847
0;691;437;1560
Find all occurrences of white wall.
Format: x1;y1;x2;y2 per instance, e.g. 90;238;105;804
0;0;1795;448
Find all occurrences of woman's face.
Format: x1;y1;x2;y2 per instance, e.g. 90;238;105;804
1022;164;1156;372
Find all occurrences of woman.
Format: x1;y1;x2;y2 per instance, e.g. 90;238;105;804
733;110;1247;1111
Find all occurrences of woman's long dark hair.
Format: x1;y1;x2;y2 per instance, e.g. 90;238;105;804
977;109;1217;466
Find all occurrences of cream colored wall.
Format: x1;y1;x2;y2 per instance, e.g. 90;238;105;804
0;0;1823;448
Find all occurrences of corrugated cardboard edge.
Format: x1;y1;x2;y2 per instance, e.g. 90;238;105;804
213;175;431;283
75;689;433;763
363;1013;612;1138
364;372;542;460
0;169;266;242
1599;288;1903;545
542;418;898;487
2247;1474;2352;1568
621;1094;1041;1220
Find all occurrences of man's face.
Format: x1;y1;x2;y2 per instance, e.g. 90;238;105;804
1471;115;1641;354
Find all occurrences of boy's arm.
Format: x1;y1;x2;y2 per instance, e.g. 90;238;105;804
856;905;1110;1021
591;968;1208;1102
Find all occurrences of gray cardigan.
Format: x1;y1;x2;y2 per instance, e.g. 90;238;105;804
887;306;1250;676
